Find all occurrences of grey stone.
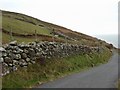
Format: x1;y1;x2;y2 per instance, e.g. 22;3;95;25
28;62;32;65
28;48;35;56
4;57;12;63
29;42;36;46
7;46;16;50
12;50;17;53
36;52;41;57
0;47;6;52
8;63;13;67
6;70;10;74
41;51;47;55
23;49;29;54
19;49;23;53
9;41;17;46
22;62;28;66
12;66;17;71
2;52;7;57
21;53;27;59
8;53;15;60
2;62;8;67
26;58;30;62
13;60;19;65
30;60;35;64
19;59;27;66
15;54;21;60
0;58;4;63
13;48;23;54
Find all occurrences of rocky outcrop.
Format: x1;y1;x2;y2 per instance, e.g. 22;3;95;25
0;41;102;76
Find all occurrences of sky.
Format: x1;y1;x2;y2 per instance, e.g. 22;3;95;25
0;0;119;47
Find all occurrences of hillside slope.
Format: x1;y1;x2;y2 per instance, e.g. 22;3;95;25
1;10;112;47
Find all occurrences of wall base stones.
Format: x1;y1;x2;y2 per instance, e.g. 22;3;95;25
0;41;102;76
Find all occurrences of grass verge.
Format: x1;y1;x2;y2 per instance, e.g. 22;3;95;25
117;51;120;90
2;47;112;89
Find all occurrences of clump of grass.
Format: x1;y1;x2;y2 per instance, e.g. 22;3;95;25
118;83;120;90
2;47;112;88
116;79;120;90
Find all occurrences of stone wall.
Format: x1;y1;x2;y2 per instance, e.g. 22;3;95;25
0;41;102;76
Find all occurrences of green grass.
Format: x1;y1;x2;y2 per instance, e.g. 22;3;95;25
2;16;51;35
118;81;120;90
116;79;120;90
115;47;120;89
2;47;112;88
0;78;2;90
118;49;120;55
2;32;66;44
2;33;36;44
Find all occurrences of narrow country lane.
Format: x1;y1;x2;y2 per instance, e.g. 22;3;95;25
37;52;119;88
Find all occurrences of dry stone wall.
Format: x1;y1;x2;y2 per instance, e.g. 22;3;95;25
0;41;102;76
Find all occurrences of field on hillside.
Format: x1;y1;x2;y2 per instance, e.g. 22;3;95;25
3;16;51;35
1;10;110;47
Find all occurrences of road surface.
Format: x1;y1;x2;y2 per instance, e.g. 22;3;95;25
37;52;119;88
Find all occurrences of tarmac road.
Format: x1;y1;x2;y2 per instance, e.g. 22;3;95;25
37;52;119;88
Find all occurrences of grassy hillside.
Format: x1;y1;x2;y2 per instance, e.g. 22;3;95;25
3;16;51;35
1;10;109;47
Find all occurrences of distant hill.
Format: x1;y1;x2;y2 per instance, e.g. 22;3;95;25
1;10;112;47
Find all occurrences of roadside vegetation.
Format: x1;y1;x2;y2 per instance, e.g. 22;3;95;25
118;49;120;55
117;76;119;89
2;47;112;88
117;48;120;90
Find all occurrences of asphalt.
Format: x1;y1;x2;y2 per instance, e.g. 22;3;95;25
37;52;119;88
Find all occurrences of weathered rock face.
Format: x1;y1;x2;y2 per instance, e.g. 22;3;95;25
0;41;102;76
